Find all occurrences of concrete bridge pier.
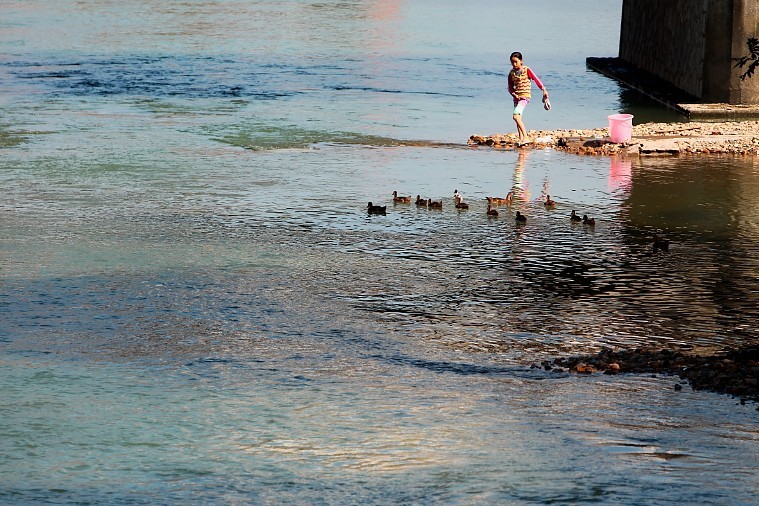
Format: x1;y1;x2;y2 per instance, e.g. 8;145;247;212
592;0;759;117
620;0;759;104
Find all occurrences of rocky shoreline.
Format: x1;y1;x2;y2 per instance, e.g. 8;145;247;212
532;346;759;406
469;120;759;156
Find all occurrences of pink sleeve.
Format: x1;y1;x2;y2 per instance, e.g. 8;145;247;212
527;68;545;90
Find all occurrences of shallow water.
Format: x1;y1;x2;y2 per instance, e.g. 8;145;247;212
1;1;757;504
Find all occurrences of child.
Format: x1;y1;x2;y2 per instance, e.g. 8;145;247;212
508;51;549;145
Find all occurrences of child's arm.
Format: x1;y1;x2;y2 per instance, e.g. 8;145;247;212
527;68;549;99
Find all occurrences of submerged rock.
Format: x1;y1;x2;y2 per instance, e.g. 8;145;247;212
541;346;759;403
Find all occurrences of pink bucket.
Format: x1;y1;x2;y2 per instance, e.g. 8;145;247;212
608;114;634;143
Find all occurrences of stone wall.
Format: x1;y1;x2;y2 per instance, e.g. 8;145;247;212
619;0;759;104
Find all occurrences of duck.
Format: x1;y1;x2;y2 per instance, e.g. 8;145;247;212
570;210;582;222
544;195;556;208
428;199;443;209
582;215;596;226
653;234;670;251
487;192;513;206
454;195;469;209
367;202;386;215
453;189;462;201
415;195;429;206
486;205;499;217
515;211;527;223
392;191;412;203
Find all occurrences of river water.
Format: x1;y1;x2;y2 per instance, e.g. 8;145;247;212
1;1;757;504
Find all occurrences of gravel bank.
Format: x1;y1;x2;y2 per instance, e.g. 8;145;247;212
469;120;759;156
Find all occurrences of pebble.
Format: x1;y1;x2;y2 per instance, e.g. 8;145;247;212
575;363;597;374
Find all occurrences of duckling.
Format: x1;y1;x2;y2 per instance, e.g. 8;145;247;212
486;205;499;217
454;195;469;210
570;210;582;222
515;211;527;223
415;195;428;206
392;191;412;204
544;195;556;208
653;234;670;251
367;202;386;215
428;199;443;209
582;215;596;226
486;192;513;206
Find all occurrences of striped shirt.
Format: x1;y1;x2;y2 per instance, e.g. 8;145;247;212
508;66;545;99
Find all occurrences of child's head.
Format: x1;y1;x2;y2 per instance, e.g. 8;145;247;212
510;51;523;69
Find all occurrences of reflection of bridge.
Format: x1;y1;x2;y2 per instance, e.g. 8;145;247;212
618;0;758;105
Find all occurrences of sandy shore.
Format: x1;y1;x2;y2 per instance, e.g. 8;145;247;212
469;120;759;156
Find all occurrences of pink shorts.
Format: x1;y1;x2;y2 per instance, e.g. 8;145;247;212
513;98;530;116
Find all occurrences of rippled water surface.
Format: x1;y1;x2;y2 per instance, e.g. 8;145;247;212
1;1;757;504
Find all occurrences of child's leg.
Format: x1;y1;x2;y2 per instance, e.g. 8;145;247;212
513;113;527;141
512;99;529;142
